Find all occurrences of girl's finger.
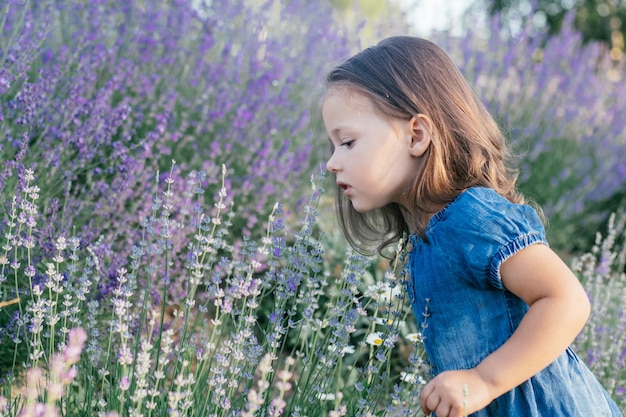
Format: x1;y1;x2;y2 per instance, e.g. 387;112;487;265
424;393;442;416
420;384;434;414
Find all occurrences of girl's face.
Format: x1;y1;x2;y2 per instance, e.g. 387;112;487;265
322;88;428;213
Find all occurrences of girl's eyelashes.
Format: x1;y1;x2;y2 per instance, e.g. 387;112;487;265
326;135;354;149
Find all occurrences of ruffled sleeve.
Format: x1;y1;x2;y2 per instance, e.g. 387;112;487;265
433;188;548;289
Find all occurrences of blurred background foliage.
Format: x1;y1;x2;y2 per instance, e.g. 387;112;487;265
329;0;410;43
484;0;625;60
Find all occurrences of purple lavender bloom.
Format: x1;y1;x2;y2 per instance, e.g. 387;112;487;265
1;0;352;302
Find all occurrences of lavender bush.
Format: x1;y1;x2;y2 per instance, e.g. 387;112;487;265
573;210;626;411
0;0;352;287
0;0;359;406
0;164;429;416
420;14;626;251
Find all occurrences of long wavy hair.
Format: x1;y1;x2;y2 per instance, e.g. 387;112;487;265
323;36;528;257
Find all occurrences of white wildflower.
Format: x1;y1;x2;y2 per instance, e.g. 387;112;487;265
365;332;384;346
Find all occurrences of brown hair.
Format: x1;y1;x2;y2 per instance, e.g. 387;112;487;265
324;36;526;257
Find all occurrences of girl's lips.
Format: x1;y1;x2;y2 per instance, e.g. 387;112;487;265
337;182;352;196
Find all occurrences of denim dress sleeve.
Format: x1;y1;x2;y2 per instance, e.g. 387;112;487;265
407;187;622;416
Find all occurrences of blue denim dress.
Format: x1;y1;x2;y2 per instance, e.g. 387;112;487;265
407;187;622;416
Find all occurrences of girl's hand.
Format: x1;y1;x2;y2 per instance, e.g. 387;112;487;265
420;369;493;417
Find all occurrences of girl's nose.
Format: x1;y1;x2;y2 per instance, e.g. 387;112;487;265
326;152;340;172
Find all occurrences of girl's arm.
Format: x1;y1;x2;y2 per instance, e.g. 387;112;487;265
420;243;590;417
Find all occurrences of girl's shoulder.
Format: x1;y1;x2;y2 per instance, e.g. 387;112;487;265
419;187;548;288
455;186;509;209
427;187;509;225
426;187;544;240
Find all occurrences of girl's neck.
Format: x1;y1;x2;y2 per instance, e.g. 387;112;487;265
402;202;447;234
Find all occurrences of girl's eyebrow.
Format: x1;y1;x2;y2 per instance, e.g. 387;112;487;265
326;128;342;142
330;126;349;137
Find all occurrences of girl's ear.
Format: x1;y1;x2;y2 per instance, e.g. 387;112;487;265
408;114;433;157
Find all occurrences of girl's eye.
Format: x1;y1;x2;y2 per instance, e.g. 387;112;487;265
340;140;355;148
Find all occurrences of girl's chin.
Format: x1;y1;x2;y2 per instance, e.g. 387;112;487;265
350;201;380;213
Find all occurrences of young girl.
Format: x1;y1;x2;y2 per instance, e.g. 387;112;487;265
320;36;622;417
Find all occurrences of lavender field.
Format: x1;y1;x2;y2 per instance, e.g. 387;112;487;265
1;0;625;416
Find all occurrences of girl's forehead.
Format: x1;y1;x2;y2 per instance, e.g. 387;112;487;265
323;86;375;111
